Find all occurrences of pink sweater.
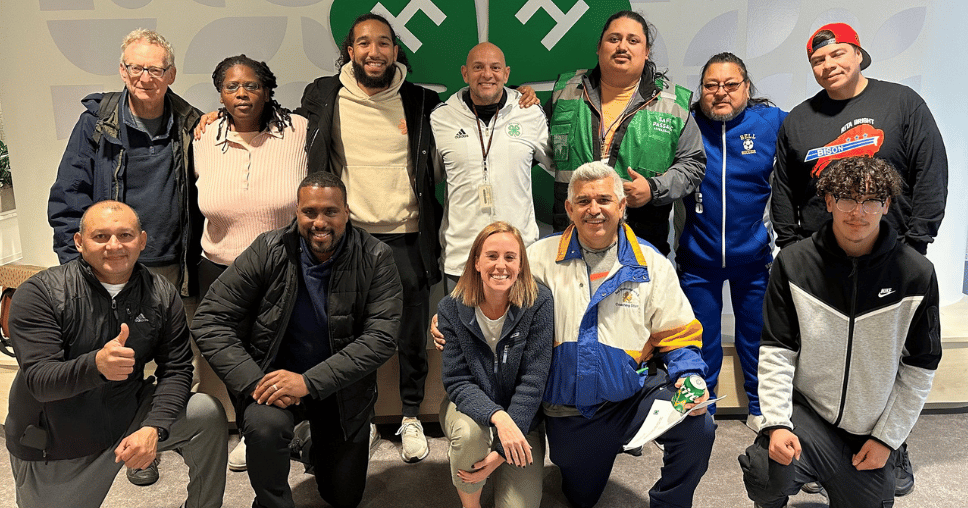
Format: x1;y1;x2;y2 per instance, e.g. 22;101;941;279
194;114;308;265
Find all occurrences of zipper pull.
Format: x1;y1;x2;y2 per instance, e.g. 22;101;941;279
502;345;509;365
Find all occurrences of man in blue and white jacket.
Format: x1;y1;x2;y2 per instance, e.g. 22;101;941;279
678;53;786;430
528;161;715;508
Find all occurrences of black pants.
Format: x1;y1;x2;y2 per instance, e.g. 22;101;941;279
627;202;674;256
197;256;228;299
546;370;716;508
373;233;429;417
243;396;370;508
740;402;896;508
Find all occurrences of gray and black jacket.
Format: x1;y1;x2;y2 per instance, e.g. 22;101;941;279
758;221;941;449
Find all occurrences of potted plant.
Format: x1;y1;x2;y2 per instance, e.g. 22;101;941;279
0;139;15;213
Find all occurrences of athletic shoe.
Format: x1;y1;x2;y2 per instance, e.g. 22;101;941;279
895;442;915;496
800;482;824;494
396;417;429;463
228;437;247;472
126;456;161;486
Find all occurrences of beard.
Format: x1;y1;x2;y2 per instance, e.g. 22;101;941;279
704;102;747;122
352;59;396;90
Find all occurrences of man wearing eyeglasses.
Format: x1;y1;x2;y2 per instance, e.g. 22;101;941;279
741;156;941;508
46;27;202;488
48;28;202;298
677;52;787;434
769;22;948;496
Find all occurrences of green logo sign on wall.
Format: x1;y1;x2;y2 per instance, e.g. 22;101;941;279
329;0;479;96
490;0;631;86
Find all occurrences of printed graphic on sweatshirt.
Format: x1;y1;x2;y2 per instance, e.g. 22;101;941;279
740;133;756;155
804;121;885;177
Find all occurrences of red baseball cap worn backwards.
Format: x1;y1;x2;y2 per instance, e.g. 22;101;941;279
806;22;872;70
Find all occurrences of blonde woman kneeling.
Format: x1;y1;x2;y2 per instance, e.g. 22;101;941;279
438;222;553;508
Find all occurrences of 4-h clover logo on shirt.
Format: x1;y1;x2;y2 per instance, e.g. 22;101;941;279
507;123;522;137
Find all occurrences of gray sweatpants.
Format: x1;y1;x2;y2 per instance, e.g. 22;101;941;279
9;391;227;508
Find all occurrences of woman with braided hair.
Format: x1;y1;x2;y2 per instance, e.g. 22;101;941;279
193;55;308;471
194;54;307;295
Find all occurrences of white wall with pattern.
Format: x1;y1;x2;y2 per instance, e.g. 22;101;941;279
0;0;965;302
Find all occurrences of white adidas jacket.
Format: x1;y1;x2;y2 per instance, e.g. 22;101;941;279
431;87;553;276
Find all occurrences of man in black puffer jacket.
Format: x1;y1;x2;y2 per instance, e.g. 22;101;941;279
192;172;402;508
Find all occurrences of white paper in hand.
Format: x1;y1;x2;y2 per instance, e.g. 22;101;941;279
622;396;724;452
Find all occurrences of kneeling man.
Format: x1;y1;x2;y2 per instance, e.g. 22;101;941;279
742;156;942;507
192;172;402;508
5;200;227;508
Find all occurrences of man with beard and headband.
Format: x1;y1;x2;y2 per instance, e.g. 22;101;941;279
294;12;441;462
677;52;786;433
192;172;403;508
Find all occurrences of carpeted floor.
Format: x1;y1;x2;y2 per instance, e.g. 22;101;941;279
1;410;965;507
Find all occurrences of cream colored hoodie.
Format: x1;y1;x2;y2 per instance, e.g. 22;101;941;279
331;61;419;234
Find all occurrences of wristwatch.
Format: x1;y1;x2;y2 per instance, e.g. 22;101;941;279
155;426;169;442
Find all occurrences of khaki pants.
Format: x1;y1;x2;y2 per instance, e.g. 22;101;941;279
440;398;545;508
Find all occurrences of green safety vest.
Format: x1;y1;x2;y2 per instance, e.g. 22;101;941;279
549;70;692;183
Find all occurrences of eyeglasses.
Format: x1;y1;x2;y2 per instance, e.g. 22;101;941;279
222;82;262;93
123;63;171;79
702;81;744;93
834;196;886;214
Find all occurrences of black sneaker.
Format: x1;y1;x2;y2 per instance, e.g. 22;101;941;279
800;482;823;494
126;457;161;486
895;442;914;496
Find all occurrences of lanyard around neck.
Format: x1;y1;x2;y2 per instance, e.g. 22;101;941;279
472;104;496;178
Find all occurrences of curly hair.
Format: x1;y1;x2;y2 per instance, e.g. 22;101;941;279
816;156;903;201
211;54;292;136
335;13;412;73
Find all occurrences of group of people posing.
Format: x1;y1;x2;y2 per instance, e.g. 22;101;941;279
4;7;947;508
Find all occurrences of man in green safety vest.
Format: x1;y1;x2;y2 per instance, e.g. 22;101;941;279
546;10;706;255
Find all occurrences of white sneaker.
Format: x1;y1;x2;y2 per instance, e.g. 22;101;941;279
396;417;429;463
369;423;381;451
228;437;247;472
746;414;766;434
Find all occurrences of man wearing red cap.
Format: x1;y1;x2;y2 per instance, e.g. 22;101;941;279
769;22;948;497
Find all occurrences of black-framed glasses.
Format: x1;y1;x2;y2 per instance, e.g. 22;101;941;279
123;63;171;79
222;82;262;93
702;81;744;93
834;196;886;214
